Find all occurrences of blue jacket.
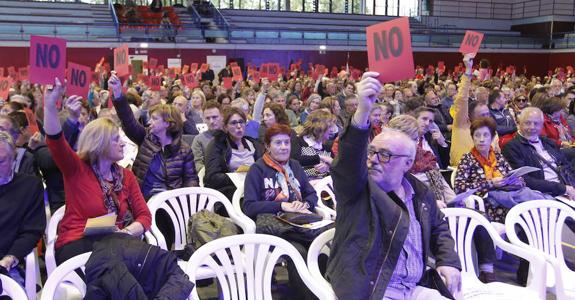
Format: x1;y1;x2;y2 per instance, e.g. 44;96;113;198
243;158;317;219
327;124;460;300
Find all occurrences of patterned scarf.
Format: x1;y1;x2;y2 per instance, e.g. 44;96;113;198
262;152;302;203
410;142;438;174
470;147;503;180
91;163;134;227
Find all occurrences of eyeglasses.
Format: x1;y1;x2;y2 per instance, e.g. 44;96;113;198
367;147;412;163
228;119;246;126
516;98;528;103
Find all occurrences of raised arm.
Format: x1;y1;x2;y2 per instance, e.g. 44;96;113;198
44;79;84;177
252;79;269;123
108;74;147;146
331;72;381;205
451;53;474;128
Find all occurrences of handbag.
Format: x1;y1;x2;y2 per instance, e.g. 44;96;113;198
256;213;334;244
276;212;323;225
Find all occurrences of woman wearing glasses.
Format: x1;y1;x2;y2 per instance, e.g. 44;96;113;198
509;93;529;121
204;107;263;200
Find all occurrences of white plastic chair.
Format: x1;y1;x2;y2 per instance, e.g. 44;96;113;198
306;228;335;291
144;187;256;251
231;185;248;221
185;233;336;300
46;205;66;276
24;249;40;300
0;274;27;299
505;200;575;300
442;208;547;299
40;252;90;300
313;176;336;220
197;167;205;187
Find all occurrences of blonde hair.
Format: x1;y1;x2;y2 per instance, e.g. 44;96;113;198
0;131;16;158
191;90;206;106
150;104;183;137
77;118;119;164
387;114;419;141
301;110;336;141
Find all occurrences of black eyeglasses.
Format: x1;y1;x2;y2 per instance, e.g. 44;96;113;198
516;98;528;103
367;147;412;163
228;119;246;126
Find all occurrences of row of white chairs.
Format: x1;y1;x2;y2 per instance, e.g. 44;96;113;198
32;199;575;300
6;178;575;299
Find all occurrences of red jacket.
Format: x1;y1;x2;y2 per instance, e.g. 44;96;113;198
46;133;151;249
541;114;573;146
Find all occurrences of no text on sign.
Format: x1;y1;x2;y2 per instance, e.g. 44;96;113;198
459;30;484;54
366;17;414;83
29;35;67;84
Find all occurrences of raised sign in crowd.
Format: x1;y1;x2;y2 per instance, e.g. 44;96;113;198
0;17;574;300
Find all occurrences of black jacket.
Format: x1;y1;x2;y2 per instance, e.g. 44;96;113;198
502;134;573;196
85;234;194;300
489;106;517;136
326;124;460;300
423;131;450;169
204;130;263;199
242;158;317;219
0;173;45;261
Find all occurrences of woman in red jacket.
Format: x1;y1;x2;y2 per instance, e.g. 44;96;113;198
44;78;151;265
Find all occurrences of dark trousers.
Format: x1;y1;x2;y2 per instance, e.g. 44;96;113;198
284;239;327;300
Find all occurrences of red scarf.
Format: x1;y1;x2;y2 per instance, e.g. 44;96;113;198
262;152;302;202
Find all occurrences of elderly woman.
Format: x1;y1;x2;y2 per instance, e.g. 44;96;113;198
204;107;263;200
455;117;549;221
299;93;321;124
243;123;320;300
454;117;549;283
387;115;456;207
44;78;151;264
291;109;335;179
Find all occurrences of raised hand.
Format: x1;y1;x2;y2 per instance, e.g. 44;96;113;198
45;77;65;109
66;95;83;121
107;73;123;100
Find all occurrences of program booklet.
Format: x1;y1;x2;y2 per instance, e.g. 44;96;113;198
83;212;117;236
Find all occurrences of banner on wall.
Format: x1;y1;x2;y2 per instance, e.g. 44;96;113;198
167;58;181;69
207;55;227;76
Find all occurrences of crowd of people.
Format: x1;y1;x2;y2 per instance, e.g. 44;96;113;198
1;51;575;299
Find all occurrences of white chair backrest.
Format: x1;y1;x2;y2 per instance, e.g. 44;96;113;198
41;252;91;300
147;187;255;251
0;274;27;299
450;166;457;188
306;228;335;290
505;200;575;294
313;176;336;219
185;234;336;300
443;208;547;298
506;200;573;260
45;205;66;276
197;167;205;187
463;195;485;212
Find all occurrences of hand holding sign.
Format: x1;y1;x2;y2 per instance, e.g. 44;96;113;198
45;77;65;109
356;72;382;113
366;17;414;83
459;31;484;54
463;52;475;74
107;74;123;100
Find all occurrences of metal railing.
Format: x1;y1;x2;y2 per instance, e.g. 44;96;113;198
429;0;575;20
109;0;120;36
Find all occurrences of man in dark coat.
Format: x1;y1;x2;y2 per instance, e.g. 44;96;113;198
327;72;461;300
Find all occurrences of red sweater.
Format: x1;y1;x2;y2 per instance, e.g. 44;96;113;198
542;114;574;146
46;133;152;249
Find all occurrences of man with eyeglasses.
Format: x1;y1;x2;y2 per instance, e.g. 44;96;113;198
326;72;461;300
